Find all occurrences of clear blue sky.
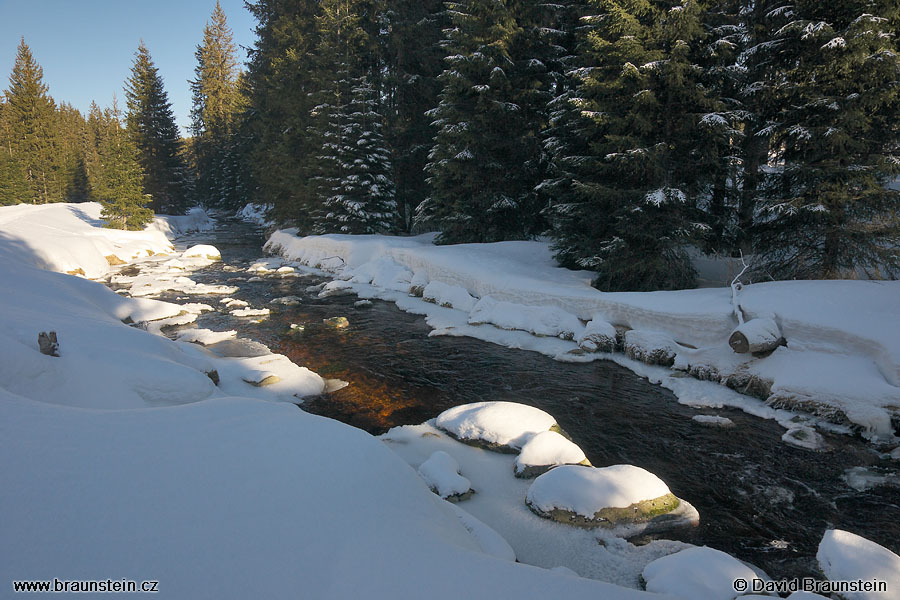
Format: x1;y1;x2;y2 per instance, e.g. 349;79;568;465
0;0;257;135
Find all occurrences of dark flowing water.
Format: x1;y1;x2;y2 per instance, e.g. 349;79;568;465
153;219;900;582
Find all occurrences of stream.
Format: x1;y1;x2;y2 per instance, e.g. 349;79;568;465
138;218;900;583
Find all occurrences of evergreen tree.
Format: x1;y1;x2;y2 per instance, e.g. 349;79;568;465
312;73;396;233
244;0;324;226
2;38;60;204
190;1;243;209
382;0;445;231
125;41;190;214
419;0;555;243
545;0;720;291
56;102;91;202
96;103;153;230
753;0;900;278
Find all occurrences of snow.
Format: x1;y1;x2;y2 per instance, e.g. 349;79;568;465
424;280;477;311
182;243;222;260
418;450;473;498
176;328;238;345
577;317;617;351
264;231;900;441
781;425;826;451
691;415;735;428
469;296;583;339
152;206;215;236
641;546;760;600
230;307;271;317
2;203;685;599
435;401;558;449
236;202;273;226
817;530;900;600
526;465;671;518
515;431;588;475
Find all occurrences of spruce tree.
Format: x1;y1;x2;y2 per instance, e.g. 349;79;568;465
96;103;153;230
125;41;190;214
190;1;243;209
545;0;719;291
419;0;554;243
753;0;900;278
2;38;60;204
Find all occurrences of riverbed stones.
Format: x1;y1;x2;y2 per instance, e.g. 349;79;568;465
514;431;591;478
323;316;350;329
691;415;735;428
525;464;681;529
270;296;302;306
435;401;559;453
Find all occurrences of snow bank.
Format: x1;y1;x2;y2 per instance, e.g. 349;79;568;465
0;202;174;278
526;465;671;518
641;546;759;600
152;206;215;236
816;529;900;600
264;230;900;439
435;401;558;449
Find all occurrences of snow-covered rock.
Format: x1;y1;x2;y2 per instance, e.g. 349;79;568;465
271;295;303;306
641;546;759;600
435;401;559;451
182;244;221;260
692;415;735;428
418;451;473;501
525;465;678;528
319;279;355;298
781;426;826;451
624;330;679;366
817;529;900;600
514;430;590;478
231;307;270;318
236;202;272;226
469;296;584;339
577;317;617;352
423;281;478;312
176;329;238;345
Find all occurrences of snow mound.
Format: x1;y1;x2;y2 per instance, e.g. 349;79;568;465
347;256;413;292
469;296;584;339
641;546;759;600
319;280;355;297
182;244;221;260
418;451;472;500
423;281;477;312
445;502;516;562
435;401;558;450
816;529;900;600
526;465;671;519
152;207;214;235
515;430;589;477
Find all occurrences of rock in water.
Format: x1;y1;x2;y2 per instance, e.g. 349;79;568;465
323;316;350;329
525;464;686;530
38;331;59;357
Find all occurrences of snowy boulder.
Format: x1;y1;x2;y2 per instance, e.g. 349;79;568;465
408;271;429;296
514;431;591;478
817;529;900;600
422;281;477;312
729;317;783;355
318;280;355;298
434;401;559;452
231;308;270;318
692;415;735;428
641;546;760;600
417;451;473;502
624;330;679;366
525;465;680;529
468;297;584;340
182;244;221;261
576;318;617;352
781;426;826;451
175;329;237;345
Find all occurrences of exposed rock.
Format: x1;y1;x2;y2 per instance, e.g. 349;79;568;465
270;296;302;306
66;268;86;276
243;374;281;387
323;316;349;329
105;254;125;266
38;331;59;357
205;370;220;385
723;372;773;401
354;300;373;308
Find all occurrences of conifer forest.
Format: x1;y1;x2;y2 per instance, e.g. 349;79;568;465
1;0;898;291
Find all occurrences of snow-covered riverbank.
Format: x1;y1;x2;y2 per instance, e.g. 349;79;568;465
265;229;900;442
3;203;897;599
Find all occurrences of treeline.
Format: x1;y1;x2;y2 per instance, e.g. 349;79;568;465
2;1;899;289
238;0;900;288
